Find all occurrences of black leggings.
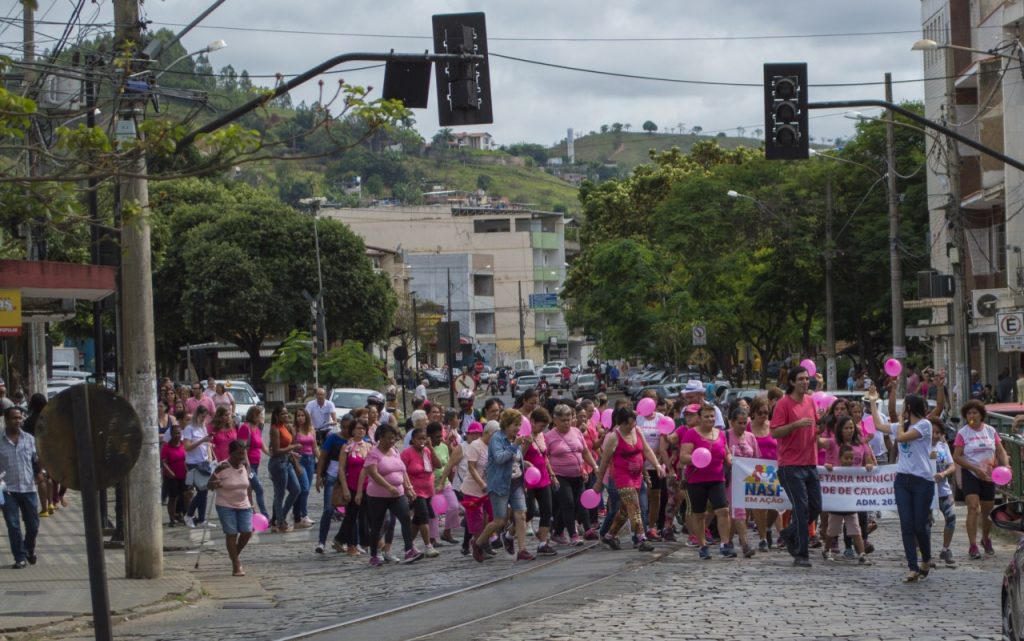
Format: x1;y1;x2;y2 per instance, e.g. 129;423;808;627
365;495;415;557
526;485;553;528
338;498;368;546
553;475;590;537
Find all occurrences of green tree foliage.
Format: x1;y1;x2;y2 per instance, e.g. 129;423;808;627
505;143;548;166
476;174;493;191
320;341;387;388
264;329;315;383
642;120;658;134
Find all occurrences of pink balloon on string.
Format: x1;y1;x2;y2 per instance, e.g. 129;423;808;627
636;397;656;416
580;489;601;509
993;466;1013;486
800;359;817;378
884;358;902;378
691;447;712;469
860;415;876;438
518;416;532;437
524;466;542;486
657;416;676;435
430;494;448;514
590;410;599;429
601;408;614;429
252;513;269;532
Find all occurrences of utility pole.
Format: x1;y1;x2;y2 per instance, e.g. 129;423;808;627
518;281;526;359
446;268;455;408
411;291;420;371
825;176;836;391
87;57;105;385
114;0;162;579
885;73;906;388
946;105;968;412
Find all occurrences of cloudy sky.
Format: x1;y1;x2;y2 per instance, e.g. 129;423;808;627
11;0;930;147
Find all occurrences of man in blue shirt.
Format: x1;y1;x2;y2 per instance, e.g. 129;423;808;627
0;407;40;568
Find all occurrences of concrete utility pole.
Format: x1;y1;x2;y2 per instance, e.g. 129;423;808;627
114;0;162;579
518;281;526;359
885;73;906;388
946;105;968;413
825;176;836;391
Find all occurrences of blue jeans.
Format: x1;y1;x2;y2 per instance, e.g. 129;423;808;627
318;475;338;545
599;478;619;538
186;463;209;524
895;473;935;571
2;491;39;563
293;454;315;520
777;465;822;559
269;457;301;525
250;460;268;518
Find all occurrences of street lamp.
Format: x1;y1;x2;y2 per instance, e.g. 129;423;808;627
154;39;228;80
726;190;783;224
912;38;1024;79
299;196;327;387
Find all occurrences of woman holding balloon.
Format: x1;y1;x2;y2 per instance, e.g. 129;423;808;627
524;408;557;553
954;399;1009;559
679;404;735;559
547;404;599;547
636;393;668;542
400;425;446;558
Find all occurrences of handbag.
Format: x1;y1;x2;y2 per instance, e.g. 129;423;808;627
331;481;347;508
186;460;215;491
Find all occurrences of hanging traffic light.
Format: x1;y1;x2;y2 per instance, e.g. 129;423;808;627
432;12;493;126
763;63;808;160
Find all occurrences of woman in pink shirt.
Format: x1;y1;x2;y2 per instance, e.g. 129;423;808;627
524;408;558;555
726;405;760;558
748;396;781;551
209;407;238;463
291;408;319;528
237;407;269;522
592;407;664;552
400;426;444;559
356;424;423;566
337;419;372;555
547;404;598;548
679;405;734;560
209;441;253;576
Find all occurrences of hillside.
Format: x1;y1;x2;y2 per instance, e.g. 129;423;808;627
554;131;762;172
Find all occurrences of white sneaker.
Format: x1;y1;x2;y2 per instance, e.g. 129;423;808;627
526;525;535;537
203;521;218;528
424;544;440;558
184;516;196;529
383;551;401;564
299;516;314;527
315;543;325;554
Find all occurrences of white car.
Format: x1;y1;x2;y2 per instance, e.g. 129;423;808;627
202;379;262;424
329;387;380;418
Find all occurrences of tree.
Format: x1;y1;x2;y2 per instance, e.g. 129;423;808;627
600;124;609;134
264;329;315;384
476;174;493;191
611;123;623;133
624;124;632;132
737;126;746;138
432;128;454;148
691;126;703;136
320;341;388;388
642;120;658;134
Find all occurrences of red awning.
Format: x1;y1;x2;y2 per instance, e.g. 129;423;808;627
0;259;117;301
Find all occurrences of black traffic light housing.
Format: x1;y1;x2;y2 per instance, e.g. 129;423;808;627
763;63;808;160
432;12;493;126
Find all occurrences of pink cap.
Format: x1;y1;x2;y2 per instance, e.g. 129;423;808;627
466;421;484;434
684;403;702;414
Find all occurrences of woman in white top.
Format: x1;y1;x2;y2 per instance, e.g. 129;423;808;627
869;391;934;582
953;399;1009;559
182;405;214;528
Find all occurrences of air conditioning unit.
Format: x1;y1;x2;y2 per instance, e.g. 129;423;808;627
972;288;1013;320
917;270;954;298
38;74;82;113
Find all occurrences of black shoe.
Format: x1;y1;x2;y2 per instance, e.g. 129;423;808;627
780;526;798;558
502;531;515;555
26;554;36;565
11;560;26;569
793;556;812;568
461;545;470;556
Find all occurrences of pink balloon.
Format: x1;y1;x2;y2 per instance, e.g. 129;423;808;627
860;415;876;438
812;391;827;402
590;410;599;429
884;358;902;378
800;359;817;378
431;494;448;514
993;466;1013;486
252;513;269;532
601;408;614;429
637;397;656;416
524;466;542;486
580;488;601;509
518;416;532;437
692;447;712;469
657;416;676;435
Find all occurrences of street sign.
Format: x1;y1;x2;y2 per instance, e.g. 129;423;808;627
529;292;558;309
692;324;707;346
0;289;21;337
690;348;711;365
997;312;1024;352
893;346;908;359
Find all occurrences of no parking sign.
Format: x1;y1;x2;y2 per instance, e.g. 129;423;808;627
997;312;1024;352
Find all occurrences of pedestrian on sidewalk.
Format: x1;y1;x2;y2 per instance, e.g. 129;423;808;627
160;425;188;527
0;406;40;568
291;408;318;529
182;406;215;529
209;440;253;577
268;406;302;533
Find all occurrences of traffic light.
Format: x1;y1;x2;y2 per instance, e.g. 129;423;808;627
432;12;493;126
763;63;808;160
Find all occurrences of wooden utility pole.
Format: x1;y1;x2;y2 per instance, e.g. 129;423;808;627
114;0;162;579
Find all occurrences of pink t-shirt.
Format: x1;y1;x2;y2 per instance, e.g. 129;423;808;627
750;427;778;460
682;427;727;484
524;434;551;489
210;428;238;462
610;429;646;490
185;395;215;420
213;464;251;509
237;423;264;466
770;394;819;467
546;427;588;478
364;446;407;498
824;439;871;467
727;430;761;459
460;438;489;497
295;432;316;456
400;446;435;499
160;442;187;480
344;443;370;492
212;392;234;411
954;424;1001;469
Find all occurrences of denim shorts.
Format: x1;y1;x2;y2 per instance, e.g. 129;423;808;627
216;506;253;535
490;479;527;520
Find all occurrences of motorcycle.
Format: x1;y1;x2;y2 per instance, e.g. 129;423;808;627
498;378;508;394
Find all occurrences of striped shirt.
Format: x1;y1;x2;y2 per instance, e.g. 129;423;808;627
0;430;37;493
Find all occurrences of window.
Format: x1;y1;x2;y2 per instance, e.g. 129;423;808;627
475;313;495;334
473;219;510;233
515;218;533;232
473;274;494;296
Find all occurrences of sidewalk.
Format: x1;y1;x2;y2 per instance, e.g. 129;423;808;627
0;492;198;638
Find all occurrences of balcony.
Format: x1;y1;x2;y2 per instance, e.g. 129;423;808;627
531;231;560;250
534;266;562;282
535;329;567;343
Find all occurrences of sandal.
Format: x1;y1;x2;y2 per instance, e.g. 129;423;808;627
902;570;920;583
918;561;930;578
232;566;246;577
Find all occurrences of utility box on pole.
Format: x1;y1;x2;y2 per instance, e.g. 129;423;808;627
432;12;492;126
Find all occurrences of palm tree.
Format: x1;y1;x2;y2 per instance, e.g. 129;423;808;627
624;123;632;132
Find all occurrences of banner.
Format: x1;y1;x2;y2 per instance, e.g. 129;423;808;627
729;457;935;512
0;289;21;337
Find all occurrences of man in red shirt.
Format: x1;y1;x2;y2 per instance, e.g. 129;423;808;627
769;365;821;567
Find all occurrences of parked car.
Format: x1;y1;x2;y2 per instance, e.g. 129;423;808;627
202;379;263;424
994;501;1024;640
573;373;604;398
329;387;380;418
515;375;541;393
421;368;449;388
538;365;563;386
720;387;762;408
626;370;668;396
631;383;684;402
